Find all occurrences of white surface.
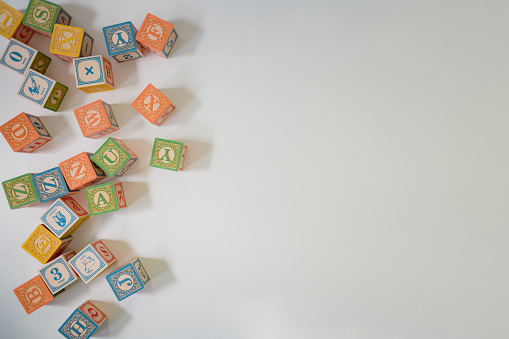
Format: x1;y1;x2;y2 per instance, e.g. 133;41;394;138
1;0;509;338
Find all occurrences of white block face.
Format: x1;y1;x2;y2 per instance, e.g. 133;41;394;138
68;245;107;284
0;39;36;75
74;56;104;87
39;257;77;294
41;199;77;237
18;70;54;106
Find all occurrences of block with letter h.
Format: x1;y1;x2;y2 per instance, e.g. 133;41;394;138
136;13;178;58
41;197;89;238
106;257;150;301
33;167;78;203
69;240;116;284
0;39;51;75
0;1;35;43
22;0;71;38
13;275;53;314
2;173;40;209
59;300;107;339
85;182;127;216
74;100;119;139
103;21;144;63
0;112;52;153
59;152;106;190
50;24;93;62
17;69;68;111
74;55;115;93
22;224;73;264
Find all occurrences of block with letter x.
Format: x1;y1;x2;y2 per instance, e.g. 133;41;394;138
106;257;150;301
103;21;144;63
131;83;175;126
85;182;127;216
17;69;68;111
0;38;51;76
74;55;115;93
13;275;53;314
50;24;93;62
68;241;116;284
74;100;119;138
41;196;89;238
33;167;78;203
0;1;35;43
2;173;40;209
59;152;106;190
0;112;52;153
59;300;107;339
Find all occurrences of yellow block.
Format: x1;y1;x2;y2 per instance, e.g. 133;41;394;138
0;1;23;39
22;225;62;264
49;24;84;58
79;84;115;93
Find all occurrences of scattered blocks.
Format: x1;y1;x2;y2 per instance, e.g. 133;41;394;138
68;241;116;284
2;173;40;209
92;138;138;177
73;55;115;93
13;275;53;314
22;224;73;264
103;21;144;63
23;0;71;38
73;100;119;139
77;300;108;327
106;257;150;301
59;300;107;339
17;69;68;111
136;13;178;58
131;83;175;126
40;197;89;238
150;138;187;171
0;112;52;153
39;254;78;295
0;1;35;43
33;167;78;203
50;24;93;62
59;152;106;190
85;182;127;216
0;38;51;75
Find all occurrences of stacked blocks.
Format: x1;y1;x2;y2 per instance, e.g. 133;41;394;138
106;257;150;301
0;39;51;75
22;224;73;264
0;1;35;43
136;13;178;58
0;112;52;153
92;138;138;177
33;167;78;203
2;173;40;209
74;100;119;138
150;138;187;171
103;21;144;63
59;152;106;190
39;254;78;295
131;83;175;126
17;69;68;111
69;240;116;284
59;300;107;339
50;24;93;62
41;197;89;238
23;0;71;38
85;182;127;216
13;275;53;314
73;55;115;93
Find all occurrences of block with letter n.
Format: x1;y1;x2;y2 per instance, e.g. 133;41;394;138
0;1;35;43
22;0;71;38
106;257;150;301
0;38;51;76
150;138;187;171
85;182;127;216
103;21;144;63
13;275;53;314
41;197;89;238
2;173;40;209
92;137;138;177
73;55;115;93
0;112;52;153
74;100;119;138
59;152;106;190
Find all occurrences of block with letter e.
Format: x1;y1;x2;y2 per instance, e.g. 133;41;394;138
22;224;73;264
106;257;150;301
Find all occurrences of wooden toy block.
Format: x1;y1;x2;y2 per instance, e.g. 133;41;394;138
91;138;138;177
85;182;127;216
0;1;35;43
22;0;71;38
39;254;78;294
106;257;150;301
91;240;117;266
22;224;73;264
40;196;89;238
13;275;53;314
2;173;40;209
73;100;119;139
73;55;114;93
59;152;106;190
0;38;51;75
50;24;93;62
103;21;144;63
150;138;187;171
0;112;52;153
77;300;107;327
59;307;101;339
68;242;115;284
131;83;175;126
63;250;76;261
33;167;78;203
136;13;178;58
17;69;68;111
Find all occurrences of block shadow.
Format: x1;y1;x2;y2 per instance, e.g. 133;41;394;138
109;103;139;130
158;87;197;126
92;301;131;337
141;257;176;294
102;239;134;264
35;115;69;153
169;19;202;58
117;138;153;176
178;140;213;171
122;181;150;211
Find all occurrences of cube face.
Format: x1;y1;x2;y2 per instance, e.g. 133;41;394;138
68;245;107;284
150;138;186;171
78;301;107;326
13;275;53;314
74;55;115;93
130;258;150;285
18;69;54;106
59;152;106;190
74;100;119;138
91;240;116;265
136;13;178;58
0;1;24;39
103;21;144;62
92;138;137;177
63;250;76;261
85;183;118;216
33;167;76;203
23;0;62;36
22;224;62;263
1;113;40;152
39;256;78;294
50;24;85;59
13;23;35;44
59;309;98;339
106;263;144;301
131;83;174;124
0;39;35;75
2;173;39;209
43;81;68;112
41;197;89;238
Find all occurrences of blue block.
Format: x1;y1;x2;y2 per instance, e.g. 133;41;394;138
74;56;105;87
106;263;144;301
39;257;77;294
103;22;144;63
59;309;97;339
18;69;54;106
0;39;36;75
69;245;107;284
33;167;75;203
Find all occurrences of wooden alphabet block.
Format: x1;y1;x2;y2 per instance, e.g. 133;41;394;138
0;38;51;75
22;0;71;38
103;21;144;63
62;250;76;261
22;224;73;264
84;182;127;216
33;167;78;203
73;55;115;93
59;152;106;190
68;242;116;284
106;257;150;301
0;1;35;43
131;83;175;126
2;173;40;209
73;100;119;138
136;13;178;58
40;197;89;238
59;308;98;339
49;24;93;62
77;300;108;327
0;112;52;153
13;275;53;314
92;138;138;177
17;69;68;111
39;254;78;294
150;138;187;171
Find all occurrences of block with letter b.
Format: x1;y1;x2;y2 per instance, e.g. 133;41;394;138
0;1;35;43
22;224;73;264
59;152;106;190
0;39;51;75
50;24;93;62
41;197;89;238
68;241;116;284
13;275;53;314
17;69;68;111
39;254;78;295
92;138;138;177
103;21;144;63
0;112;52;153
150;138;187;171
131;83;175;126
106;257;150;301
2;173;40;209
136;13;178;58
23;0;71;38
73;55;115;93
33;167;78;203
85;182;127;216
74;100;119;139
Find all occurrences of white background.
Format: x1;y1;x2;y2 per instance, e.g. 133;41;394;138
1;0;509;338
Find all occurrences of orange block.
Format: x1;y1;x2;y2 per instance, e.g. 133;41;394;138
22;224;73;264
135;13;178;58
74;100;119;138
0;113;52;153
131;83;175;126
59;152;106;190
13;275;53;314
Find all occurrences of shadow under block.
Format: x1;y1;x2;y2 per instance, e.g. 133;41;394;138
131;83;175;126
150;138;187;171
13;275;53;314
39;255;78;294
22;0;71;38
0;38;51;75
73;55;115;93
103;21;144;63
41;196;89;238
136;13;178;58
33;167;78;203
0;1;35;43
22;224;73;264
85;182;127;216
92;138;138;177
74;100;119;138
50;24;93;62
2;173;40;209
59;152;106;190
106;257;150;301
0;112;52;153
17;69;68;111
68;241;116;284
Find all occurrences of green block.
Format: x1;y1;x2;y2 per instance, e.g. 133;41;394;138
44;82;68;112
2;173;40;209
85;182;127;216
150;138;186;171
23;0;61;34
31;51;52;74
91;138;138;177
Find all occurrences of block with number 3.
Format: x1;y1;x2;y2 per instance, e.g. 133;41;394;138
73;55;114;93
39;255;78;295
